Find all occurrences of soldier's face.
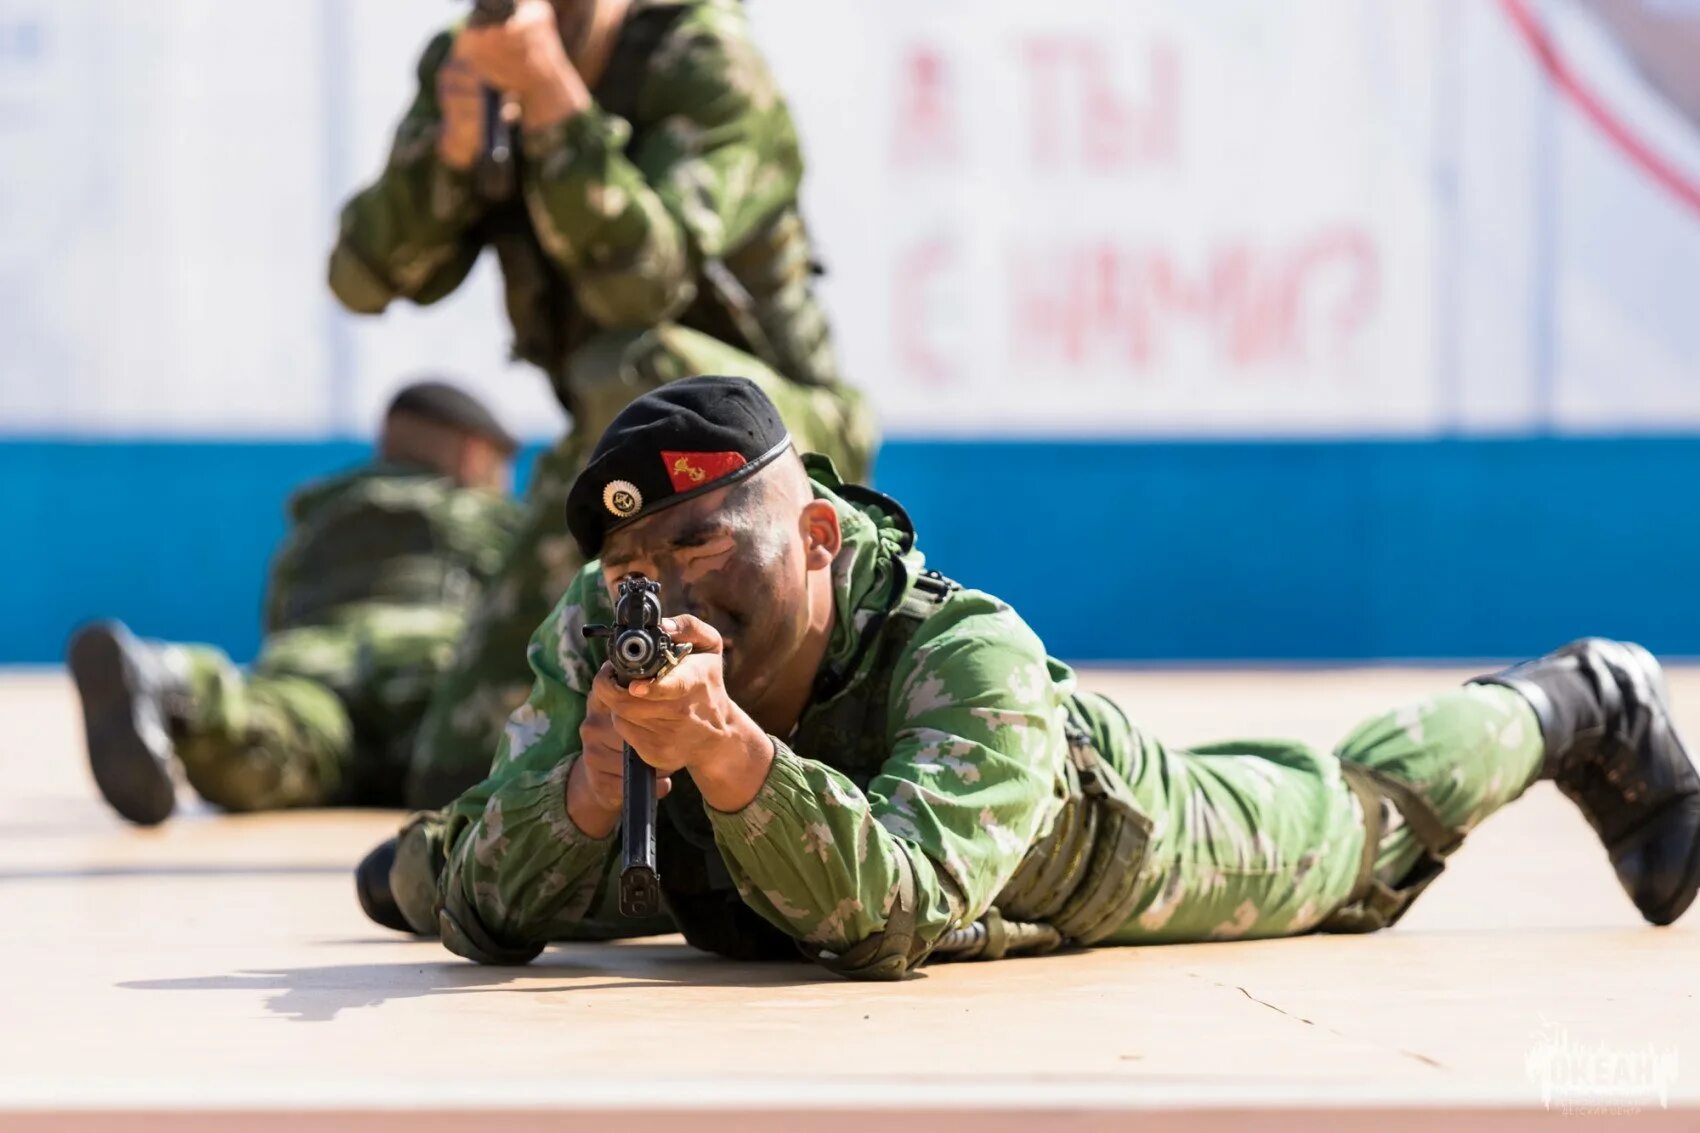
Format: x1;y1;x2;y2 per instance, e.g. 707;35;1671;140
598;476;816;706
457;435;514;496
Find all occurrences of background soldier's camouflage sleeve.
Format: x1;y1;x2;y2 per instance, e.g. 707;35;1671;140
435;568;617;964
328;31;484;315
518;3;805;327
446;488;527;591
707;595;1066;978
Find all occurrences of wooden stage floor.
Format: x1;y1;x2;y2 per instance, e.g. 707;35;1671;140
2;665;1695;1130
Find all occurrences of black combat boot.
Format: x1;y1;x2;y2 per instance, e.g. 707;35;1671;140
66;620;187;826
355;836;414;934
1471;638;1700;925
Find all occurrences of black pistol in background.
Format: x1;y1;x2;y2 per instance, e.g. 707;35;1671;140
466;0;518;201
582;574;691;918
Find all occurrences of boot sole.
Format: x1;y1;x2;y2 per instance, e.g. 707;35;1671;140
1611;641;1700;924
68;623;177;826
1632;794;1700;926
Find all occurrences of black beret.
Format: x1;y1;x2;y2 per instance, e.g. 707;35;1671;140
386;379;520;454
566;375;792;559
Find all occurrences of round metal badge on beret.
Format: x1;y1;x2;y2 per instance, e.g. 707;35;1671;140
603;479;643;518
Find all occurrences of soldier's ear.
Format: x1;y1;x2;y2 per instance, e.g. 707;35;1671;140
800;500;841;570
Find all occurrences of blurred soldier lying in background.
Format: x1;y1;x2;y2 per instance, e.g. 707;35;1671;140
329;0;878;808
363;377;1700;978
68;381;522;827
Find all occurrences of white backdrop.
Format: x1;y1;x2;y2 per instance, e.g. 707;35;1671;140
2;0;1698;440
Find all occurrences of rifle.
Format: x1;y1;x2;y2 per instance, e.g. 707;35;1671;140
582;573;691;918
466;0;518;201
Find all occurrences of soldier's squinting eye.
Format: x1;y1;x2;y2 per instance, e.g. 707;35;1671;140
674;536;736;561
600;534;736;586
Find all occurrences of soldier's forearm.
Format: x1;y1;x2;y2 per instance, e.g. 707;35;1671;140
330;158;484;313
519;110;694;326
564;751;620;838
708;742;957;972
692;727;775;814
516;51;592;132
438;759;616;963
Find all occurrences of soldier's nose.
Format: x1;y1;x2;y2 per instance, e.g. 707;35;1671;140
661;581;706;618
655;566;690;598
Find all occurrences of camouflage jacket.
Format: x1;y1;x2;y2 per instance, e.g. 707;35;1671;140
265;460;521;634
328;0;841;401
432;461;1143;978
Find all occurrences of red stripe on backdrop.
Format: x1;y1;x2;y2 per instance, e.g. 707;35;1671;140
1499;0;1700;218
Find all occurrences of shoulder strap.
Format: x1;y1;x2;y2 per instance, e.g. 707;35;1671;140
1328;761;1464;933
900;566;956;617
797;558;958;755
595;2;692;124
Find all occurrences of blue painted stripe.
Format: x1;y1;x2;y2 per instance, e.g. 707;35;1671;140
4;436;1698;664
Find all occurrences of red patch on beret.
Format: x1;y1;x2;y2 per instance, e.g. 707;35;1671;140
661;450;748;493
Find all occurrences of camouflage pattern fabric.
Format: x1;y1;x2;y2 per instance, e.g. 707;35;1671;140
328;0;878;805
161;465;520;812
404;324;875;808
1095;684;1542;943
394;467;1546;977
328;0;849;393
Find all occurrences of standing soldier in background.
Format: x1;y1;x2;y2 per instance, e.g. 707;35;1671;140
67;382;522;835
328;0;877;807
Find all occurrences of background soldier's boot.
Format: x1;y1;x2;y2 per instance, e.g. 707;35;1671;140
67;620;189;826
355;836;413;934
1471;637;1700;925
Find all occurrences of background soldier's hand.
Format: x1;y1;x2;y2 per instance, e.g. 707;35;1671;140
455;0;589;130
567;683;672;839
435;49;488;171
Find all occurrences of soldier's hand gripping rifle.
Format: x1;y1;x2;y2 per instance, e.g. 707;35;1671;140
582;574;691;918
466;0;518;201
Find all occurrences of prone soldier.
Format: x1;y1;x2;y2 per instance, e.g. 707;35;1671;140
329;0;878;807
359;377;1700;975
68;381;522;852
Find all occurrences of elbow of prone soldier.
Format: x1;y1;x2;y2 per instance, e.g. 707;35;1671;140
821;958;916;982
438;907;547;967
803;934;925;982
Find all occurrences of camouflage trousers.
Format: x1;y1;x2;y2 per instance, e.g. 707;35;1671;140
170;640;355;812
170;611;460;811
386;681;1545;948
404;323;879;808
1101;682;1545;943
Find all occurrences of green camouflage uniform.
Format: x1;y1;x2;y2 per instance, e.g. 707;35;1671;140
328;0;877;808
389;459;1544;978
165;463;520;811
